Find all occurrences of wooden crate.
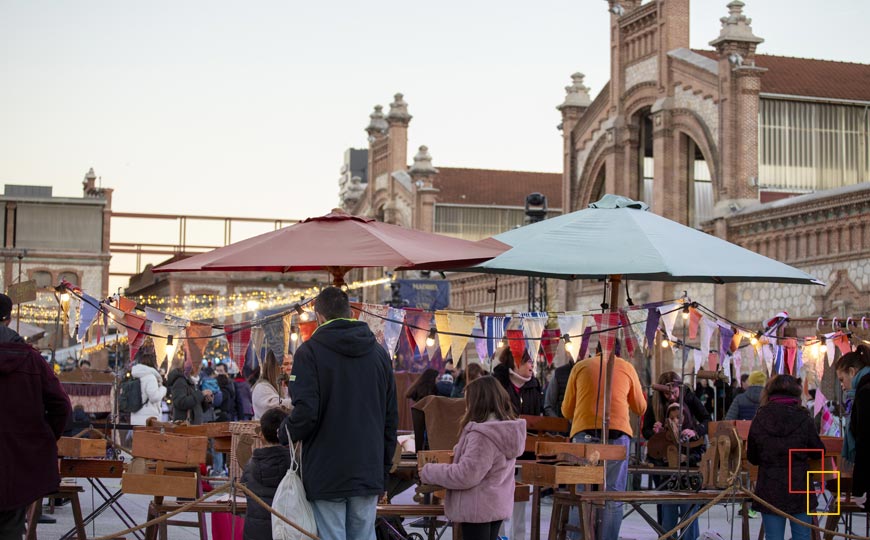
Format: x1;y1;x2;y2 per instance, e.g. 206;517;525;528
60;458;124;478
521;462;605;486
57;437;107;458
121;471;198;498
417;450;453;467
535;441;627;461
132;431;208;464
214;436;233;453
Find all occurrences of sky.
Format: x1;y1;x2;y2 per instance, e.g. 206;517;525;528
1;0;868;232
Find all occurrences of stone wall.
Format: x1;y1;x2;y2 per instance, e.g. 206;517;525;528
624;56;658;90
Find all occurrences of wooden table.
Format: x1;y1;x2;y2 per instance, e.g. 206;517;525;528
552;490;751;540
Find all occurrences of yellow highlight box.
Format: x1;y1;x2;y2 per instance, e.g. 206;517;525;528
807;470;840;516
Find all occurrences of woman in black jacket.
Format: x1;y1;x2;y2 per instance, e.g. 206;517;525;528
492;347;542;416
835;344;870;507
748;374;825;540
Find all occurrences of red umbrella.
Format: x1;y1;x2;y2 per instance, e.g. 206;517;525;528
154;209;508;285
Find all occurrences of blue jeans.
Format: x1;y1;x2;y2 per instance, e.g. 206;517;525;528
761;512;812;540
310;495;378;540
567;433;631;540
661;503;699;540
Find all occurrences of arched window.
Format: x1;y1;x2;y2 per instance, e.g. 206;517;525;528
31;270;53;289
58;271;79;287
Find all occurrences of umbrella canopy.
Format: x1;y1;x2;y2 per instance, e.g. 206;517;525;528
461;194;822;285
154;209;508;284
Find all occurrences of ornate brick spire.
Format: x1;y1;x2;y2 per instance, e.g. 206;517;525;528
557;73;592;111
365;105;388;138
387;93;411;125
710;1;763;47
409;145;438;179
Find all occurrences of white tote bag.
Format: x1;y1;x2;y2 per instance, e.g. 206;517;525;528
271;428;318;540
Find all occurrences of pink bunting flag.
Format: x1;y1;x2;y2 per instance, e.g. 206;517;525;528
618;310;637;358
689;308;702;339
814;387;827;418
124;313;147;363
541;329;561;365
359;303;390;348
592;311;621;360
783;338;797;375
404;309;432;353
834;334;852;356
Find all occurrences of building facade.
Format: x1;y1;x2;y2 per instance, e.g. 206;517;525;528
559;0;870;330
338;93;562;310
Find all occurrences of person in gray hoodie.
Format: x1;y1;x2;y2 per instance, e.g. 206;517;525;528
725;370;766;421
420;376;526;540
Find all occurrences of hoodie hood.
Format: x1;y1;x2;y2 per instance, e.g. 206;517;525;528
466;418;527;459
132;363;162;383
754;401;812;438
166;368;187;387
309;319;378;358
0;343;32;375
744;385;763;404
250;445;293;489
0;325;25;345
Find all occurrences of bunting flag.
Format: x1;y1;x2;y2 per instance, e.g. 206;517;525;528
644;307;662;349
520;312;548;364
404;309;432;353
814;345;825;382
68;296;80;339
541;328;562;366
433;311;452;358
592;311;621;360
814;387;827;418
658;304;680;341
557;313;586;362
382;307;406;356
708;351;718;372
762;344;774;374
124;313;148;363
185;322;213;368
773;345;784;374
783;338;798;374
395;329;415;371
225;323;253;368
250;326;266;362
693;350;703;374
505;329;526;364
794;345;803;377
579;326;592;360
826;337;837;366
834;334;852;356
447;312;477;365
117;296;137;313
721;353;732;384
359;303;390;348
618;310;638;358
77;294;100;342
282;314;293;355
264;317;287;361
349;302;362;320
699;317;717;361
472;326;489;363
718;323;734;360
145;307;169;324
150;325;168;365
298;320;317;343
689;308;702;339
480;315;511;358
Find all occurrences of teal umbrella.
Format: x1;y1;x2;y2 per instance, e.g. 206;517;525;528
464;194;822;285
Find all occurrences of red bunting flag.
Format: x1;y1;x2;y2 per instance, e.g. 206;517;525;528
689;308;702;340
225;323;252;368
506;329;526;364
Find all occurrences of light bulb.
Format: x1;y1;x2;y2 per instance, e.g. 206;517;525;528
682;311;690;321
165;343;177;361
290;330;299;342
426;336;436;347
565;341;574;353
60;292;71;303
300;311;310;322
661;339;670;349
246;300;261;311
750;336;759;346
819;343;827;354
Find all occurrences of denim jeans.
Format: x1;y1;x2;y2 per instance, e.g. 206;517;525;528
761;512;812;540
310;495;378;540
661;503;699;540
567;433;631;540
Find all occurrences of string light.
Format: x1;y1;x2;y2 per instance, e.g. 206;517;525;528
819;337;827;354
290;326;299;342
245;300;261;311
60;292;70;303
750;333;759;346
165;335;177;362
661;338;670;349
563;334;573;352
682;306;690;320
426;328;436;347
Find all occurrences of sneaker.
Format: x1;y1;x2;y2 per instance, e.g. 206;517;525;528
748;509;759;519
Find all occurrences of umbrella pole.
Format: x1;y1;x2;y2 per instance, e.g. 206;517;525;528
602;275;622;442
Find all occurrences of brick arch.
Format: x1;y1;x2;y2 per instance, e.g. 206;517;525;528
573;134;612;211
670;109;720;196
622;84;659;123
27;267;55;289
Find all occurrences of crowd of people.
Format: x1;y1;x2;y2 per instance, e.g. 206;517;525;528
2;284;869;540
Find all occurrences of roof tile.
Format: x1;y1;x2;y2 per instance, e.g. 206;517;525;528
432;167;563;208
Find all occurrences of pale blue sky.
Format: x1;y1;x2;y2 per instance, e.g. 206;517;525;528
1;0;867;228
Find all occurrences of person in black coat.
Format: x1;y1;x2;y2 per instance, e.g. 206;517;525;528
241;408;292;540
214;372;238;422
279;287;398;539
492;347;543;416
748;374;825;540
166;367;209;425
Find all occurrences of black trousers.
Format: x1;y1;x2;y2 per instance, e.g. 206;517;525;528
460;520;502;540
0;506;26;540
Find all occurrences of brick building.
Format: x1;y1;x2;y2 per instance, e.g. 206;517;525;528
339;93;562;310
559;0;870;333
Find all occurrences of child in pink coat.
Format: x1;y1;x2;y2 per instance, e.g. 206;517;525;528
420;376;526;540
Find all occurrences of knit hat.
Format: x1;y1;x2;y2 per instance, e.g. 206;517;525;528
747;370;767;386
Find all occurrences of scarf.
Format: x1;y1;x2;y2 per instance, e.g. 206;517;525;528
509;369;531;389
843;366;870;462
768;395;800;406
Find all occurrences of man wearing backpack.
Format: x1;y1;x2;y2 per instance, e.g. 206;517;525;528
280;287;398;540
